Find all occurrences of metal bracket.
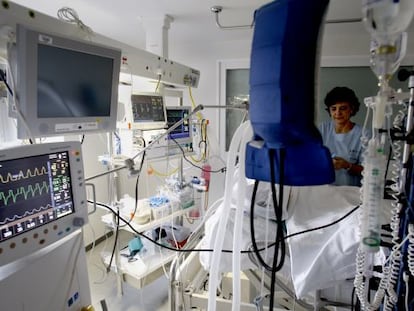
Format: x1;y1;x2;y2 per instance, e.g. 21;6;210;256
210;5;254;30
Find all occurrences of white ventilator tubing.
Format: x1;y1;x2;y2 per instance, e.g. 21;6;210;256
207;121;249;311
231;124;252;311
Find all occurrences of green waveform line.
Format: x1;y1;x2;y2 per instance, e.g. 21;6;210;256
0;181;50;206
0;167;48;184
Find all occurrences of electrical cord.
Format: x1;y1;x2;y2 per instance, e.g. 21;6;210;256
249;180;273;270
283;204;360;240
57;7;93;35
154;74;162;92
170;136;226;173
271;149;286;272
106;208;120;272
0;69;13;95
92;199;361;254
268;148;286;311
351;286;356;311
0;56;34;143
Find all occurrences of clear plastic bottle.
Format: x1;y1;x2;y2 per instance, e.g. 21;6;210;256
363;0;414;84
362;0;414;44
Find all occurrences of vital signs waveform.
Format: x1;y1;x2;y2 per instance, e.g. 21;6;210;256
0;181;50;206
0;166;48;183
0;204;53;226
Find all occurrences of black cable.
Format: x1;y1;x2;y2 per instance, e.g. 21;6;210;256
170;136;226;173
283;204;360;240
92;200;215;253
80;134;85;145
106;208;120;272
351;285;356;311
249;180;273;270
100;299;109;311
0;69;13;96
0;69;35;144
273;148;286;271
91;200;360;254
269;148;286;311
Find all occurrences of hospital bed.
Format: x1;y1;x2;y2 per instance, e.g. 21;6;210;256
165;120;394;311
168;179;391;310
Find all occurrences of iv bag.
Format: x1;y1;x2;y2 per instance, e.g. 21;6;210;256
362;0;414;45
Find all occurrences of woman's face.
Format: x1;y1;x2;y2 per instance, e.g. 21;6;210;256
329;102;353;125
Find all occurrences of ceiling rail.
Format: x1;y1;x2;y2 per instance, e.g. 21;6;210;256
210;5;362;30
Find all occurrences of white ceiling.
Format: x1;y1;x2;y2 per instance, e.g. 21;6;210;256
10;0;377;50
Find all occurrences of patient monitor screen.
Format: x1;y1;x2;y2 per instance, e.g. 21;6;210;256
37;44;114;118
166;107;191;140
131;94;166;123
0;151;75;242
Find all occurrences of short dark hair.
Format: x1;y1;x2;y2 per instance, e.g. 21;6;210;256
324;86;360;117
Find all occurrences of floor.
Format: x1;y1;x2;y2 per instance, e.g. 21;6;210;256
86;230;170;311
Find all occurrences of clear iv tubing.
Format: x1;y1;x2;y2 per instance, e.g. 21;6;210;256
408;224;414;276
207;121;249;311
355;103;388;310
231;124;252;311
361;138;385;252
355;93;409;311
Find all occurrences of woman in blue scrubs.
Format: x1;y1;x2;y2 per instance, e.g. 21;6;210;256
318;86;368;186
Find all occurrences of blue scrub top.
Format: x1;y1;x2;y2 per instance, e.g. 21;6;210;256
318;120;368;186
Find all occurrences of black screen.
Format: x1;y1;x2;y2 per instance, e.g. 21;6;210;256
131;94;165;122
37;44;114;118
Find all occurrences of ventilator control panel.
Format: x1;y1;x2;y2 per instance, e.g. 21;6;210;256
0;142;88;266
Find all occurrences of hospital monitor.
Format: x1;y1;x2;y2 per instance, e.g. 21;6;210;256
0;141;88;266
12;24;122;139
137;106;193;159
128;93;167;130
166;106;192;143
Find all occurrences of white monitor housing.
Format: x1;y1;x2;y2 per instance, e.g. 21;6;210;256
0;141;88;266
10;24;122;139
119;92;168;130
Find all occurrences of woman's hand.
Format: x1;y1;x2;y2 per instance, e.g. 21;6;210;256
332;156;351;170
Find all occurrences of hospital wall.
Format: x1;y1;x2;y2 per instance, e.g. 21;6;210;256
165;28;414;203
42;28;414;246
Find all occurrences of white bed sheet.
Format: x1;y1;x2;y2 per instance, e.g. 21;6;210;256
200;180;392;299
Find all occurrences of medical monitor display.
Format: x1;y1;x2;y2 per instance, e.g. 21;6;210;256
166;106;191;141
0;150;74;242
130;93;167;130
0;142;88;266
37;45;113;118
14;24;122;139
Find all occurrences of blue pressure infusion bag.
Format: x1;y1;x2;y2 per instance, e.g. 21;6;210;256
245;0;335;186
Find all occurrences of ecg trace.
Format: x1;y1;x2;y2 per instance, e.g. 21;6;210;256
0;204;53;226
0;181;50;206
0;167;48;184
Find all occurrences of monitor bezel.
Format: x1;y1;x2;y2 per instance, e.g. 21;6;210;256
14;24;122;139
